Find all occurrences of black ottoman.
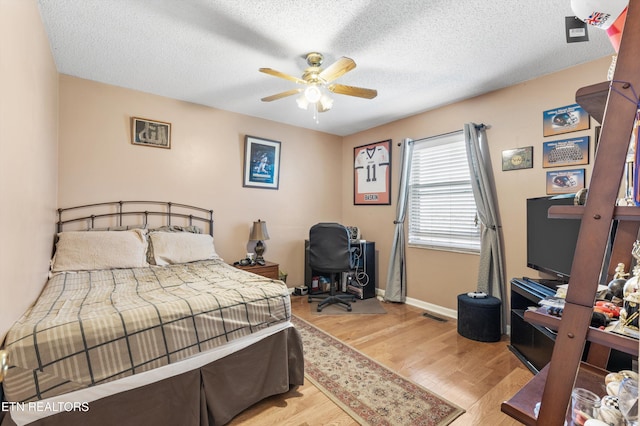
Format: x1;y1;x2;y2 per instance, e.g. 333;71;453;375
457;294;502;342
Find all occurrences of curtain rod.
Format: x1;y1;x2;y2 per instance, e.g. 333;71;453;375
398;137;414;147
397;123;491;146
406;129;463;146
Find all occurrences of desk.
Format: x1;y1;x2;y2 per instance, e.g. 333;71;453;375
304;240;376;299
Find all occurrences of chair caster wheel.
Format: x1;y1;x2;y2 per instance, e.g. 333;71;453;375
317;307;322;312
347;307;352;312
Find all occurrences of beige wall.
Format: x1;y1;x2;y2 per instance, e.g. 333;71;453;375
343;56;612;312
0;0;59;337
0;0;614;337
58;75;343;287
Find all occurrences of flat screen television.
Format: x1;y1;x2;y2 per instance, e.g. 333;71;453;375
526;195;582;283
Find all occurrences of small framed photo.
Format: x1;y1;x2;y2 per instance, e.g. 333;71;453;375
131;117;171;149
546;169;586;195
243;135;281;190
354;140;392;205
543;136;589;168
502;146;533;171
542;103;590;137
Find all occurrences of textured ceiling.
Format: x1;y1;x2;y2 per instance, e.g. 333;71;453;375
37;0;614;136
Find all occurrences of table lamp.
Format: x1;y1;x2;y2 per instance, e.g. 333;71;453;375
250;219;270;263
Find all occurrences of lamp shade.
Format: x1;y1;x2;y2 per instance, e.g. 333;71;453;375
250;220;270;241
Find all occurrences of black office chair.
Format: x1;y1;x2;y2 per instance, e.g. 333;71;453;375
307;223;357;312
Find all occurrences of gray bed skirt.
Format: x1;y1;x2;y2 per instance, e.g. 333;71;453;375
1;326;304;426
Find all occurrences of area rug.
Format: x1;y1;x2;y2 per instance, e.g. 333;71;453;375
291;315;465;425
309;297;387;315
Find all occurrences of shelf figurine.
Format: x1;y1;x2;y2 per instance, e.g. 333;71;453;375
619;242;640;330
608;262;628;299
622;241;640;298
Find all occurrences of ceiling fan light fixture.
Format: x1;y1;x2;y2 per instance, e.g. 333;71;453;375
259;52;375;120
296;94;309;110
304;85;322;103
319;94;333;111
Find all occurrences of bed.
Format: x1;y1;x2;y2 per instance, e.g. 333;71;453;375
0;201;304;426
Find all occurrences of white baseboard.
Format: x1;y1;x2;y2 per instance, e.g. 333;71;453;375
295;287;511;334
375;288;512;335
376;288;457;320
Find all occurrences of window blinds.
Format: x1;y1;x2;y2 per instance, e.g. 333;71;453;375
408;131;480;253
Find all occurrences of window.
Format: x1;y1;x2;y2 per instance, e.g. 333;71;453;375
408;131;480;253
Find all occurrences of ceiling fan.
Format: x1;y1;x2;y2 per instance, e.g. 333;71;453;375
259;52;377;114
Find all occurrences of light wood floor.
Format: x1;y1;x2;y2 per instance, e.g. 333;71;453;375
228;296;534;426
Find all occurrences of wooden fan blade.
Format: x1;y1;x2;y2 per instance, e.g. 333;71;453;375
261;88;303;102
327;83;377;99
318;57;356;83
259;68;306;85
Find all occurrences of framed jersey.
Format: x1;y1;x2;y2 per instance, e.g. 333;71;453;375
354;140;392;205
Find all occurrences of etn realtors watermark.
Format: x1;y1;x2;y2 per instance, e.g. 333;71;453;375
1;401;89;413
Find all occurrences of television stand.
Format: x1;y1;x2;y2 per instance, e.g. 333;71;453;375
509;277;633;374
522;276;566;288
509;278;557;373
539;278;567;286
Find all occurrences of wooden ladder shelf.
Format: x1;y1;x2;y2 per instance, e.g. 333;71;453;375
502;3;640;424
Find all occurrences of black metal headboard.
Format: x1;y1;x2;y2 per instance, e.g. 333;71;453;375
57;201;214;236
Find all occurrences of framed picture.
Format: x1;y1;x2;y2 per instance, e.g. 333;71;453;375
131;117;171;149
542;103;590;137
546;169;586;195
542;136;589;168
502;146;533;171
354;140;392;205
243;135;281;190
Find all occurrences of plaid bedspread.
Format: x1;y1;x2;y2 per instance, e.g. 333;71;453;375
2;259;291;402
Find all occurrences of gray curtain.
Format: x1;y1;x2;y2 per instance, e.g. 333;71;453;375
464;123;506;332
384;138;414;303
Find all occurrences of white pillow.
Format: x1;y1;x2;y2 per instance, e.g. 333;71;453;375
149;232;220;266
51;229;149;272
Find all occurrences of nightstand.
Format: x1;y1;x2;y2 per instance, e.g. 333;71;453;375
233;261;280;280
